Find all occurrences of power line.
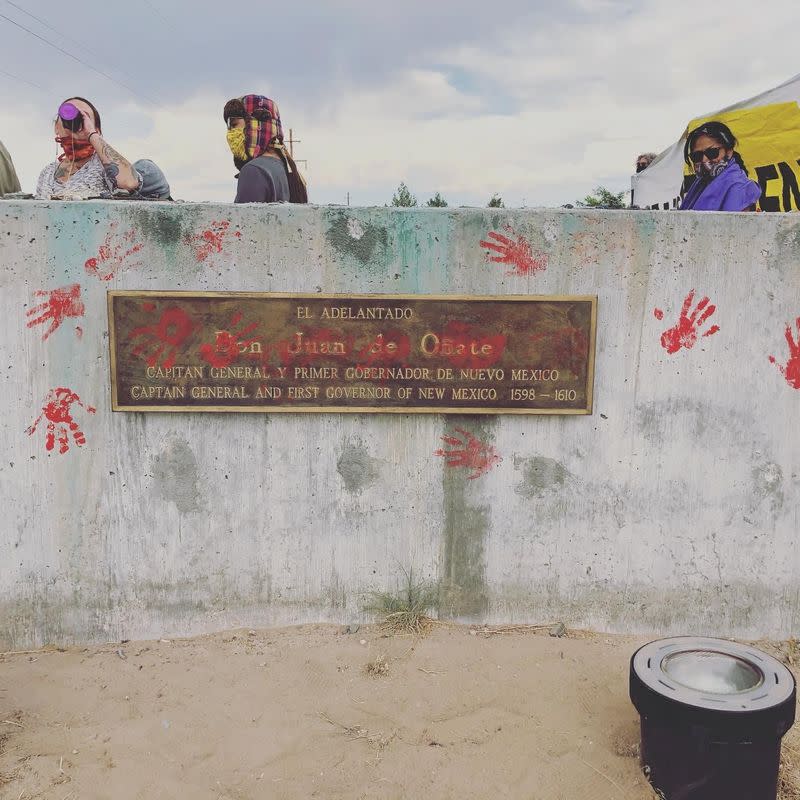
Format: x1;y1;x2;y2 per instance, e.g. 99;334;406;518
0;66;46;92
3;0;163;104
0;10;159;106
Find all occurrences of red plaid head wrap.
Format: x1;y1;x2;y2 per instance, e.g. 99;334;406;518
224;94;284;161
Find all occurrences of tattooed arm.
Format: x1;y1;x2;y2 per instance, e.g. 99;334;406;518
80;109;140;191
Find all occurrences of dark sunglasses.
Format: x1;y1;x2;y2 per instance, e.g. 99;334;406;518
690;146;723;164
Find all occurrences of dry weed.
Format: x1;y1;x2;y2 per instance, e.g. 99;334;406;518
611;733;640;759
365;568;437;634
318;712;396;752
364;654;390;677
779;730;800;800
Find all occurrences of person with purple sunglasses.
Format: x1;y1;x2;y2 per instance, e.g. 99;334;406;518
679;121;761;211
35;97;171;201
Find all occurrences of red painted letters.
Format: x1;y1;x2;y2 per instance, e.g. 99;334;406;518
128;306;196;369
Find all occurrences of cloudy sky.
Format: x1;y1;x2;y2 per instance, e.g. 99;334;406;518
1;0;798;206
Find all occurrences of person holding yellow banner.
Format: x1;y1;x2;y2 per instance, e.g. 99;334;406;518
679;122;761;211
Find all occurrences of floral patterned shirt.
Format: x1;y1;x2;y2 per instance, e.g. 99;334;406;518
35;155;114;200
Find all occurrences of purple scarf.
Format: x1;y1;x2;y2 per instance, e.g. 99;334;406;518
680;160;761;211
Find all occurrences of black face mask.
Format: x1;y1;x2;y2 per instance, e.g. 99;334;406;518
636;163;648;173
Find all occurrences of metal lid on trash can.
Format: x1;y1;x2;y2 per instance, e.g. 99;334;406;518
630;637;796;737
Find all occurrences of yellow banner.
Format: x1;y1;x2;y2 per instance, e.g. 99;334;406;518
684;102;800;211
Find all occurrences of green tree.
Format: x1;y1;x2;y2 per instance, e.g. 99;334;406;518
391;182;417;207
426;192;448;207
578;186;627;209
487;193;504;208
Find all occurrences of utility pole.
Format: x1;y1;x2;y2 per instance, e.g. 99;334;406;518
287;128;308;170
346;192;350;206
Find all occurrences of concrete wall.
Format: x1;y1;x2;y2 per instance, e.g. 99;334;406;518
1;200;799;648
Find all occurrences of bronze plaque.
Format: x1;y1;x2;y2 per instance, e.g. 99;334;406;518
108;292;597;414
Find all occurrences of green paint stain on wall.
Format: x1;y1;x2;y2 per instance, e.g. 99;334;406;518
439;415;495;619
126;205;192;252
559;214;584;237
325;210;389;269
633;212;657;242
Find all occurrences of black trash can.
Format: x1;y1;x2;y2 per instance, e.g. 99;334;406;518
630;637;796;800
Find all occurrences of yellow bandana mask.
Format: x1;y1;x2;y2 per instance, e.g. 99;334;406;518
226;128;247;162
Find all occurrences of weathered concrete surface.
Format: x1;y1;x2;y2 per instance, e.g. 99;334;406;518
0;201;798;647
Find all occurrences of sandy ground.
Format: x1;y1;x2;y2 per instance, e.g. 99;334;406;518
0;624;798;800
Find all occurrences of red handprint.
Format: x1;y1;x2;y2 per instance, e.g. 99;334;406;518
654;289;720;354
27;387;96;454
479;227;548;276
434;427;501;479
186;220;241;263
128;306;196;369
768;317;800;389
199;312;260;368
25;284;85;341
85;223;143;281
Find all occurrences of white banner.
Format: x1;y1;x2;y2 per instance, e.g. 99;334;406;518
632;73;800;211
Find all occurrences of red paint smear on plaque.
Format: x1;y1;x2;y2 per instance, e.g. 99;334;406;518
479;227;548;276
198;311;262;369
128;305;197;369
84;223;143;281
26;283;85;341
354;330;412;367
26;387;96;455
434;427;501;479
768;317;800;389
530;325;590;379
431;320;507;370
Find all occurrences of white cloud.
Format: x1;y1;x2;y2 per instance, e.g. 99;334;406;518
2;0;798;207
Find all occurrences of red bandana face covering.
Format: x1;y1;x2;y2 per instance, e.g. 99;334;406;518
56;135;95;162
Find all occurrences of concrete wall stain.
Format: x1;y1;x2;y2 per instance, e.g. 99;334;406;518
635;399;752;448
126;206;189;251
439;416;493;619
325;211;389;267
515;456;573;499
772;220;800;269
336;439;379;494
752;459;784;513
152;439;203;514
